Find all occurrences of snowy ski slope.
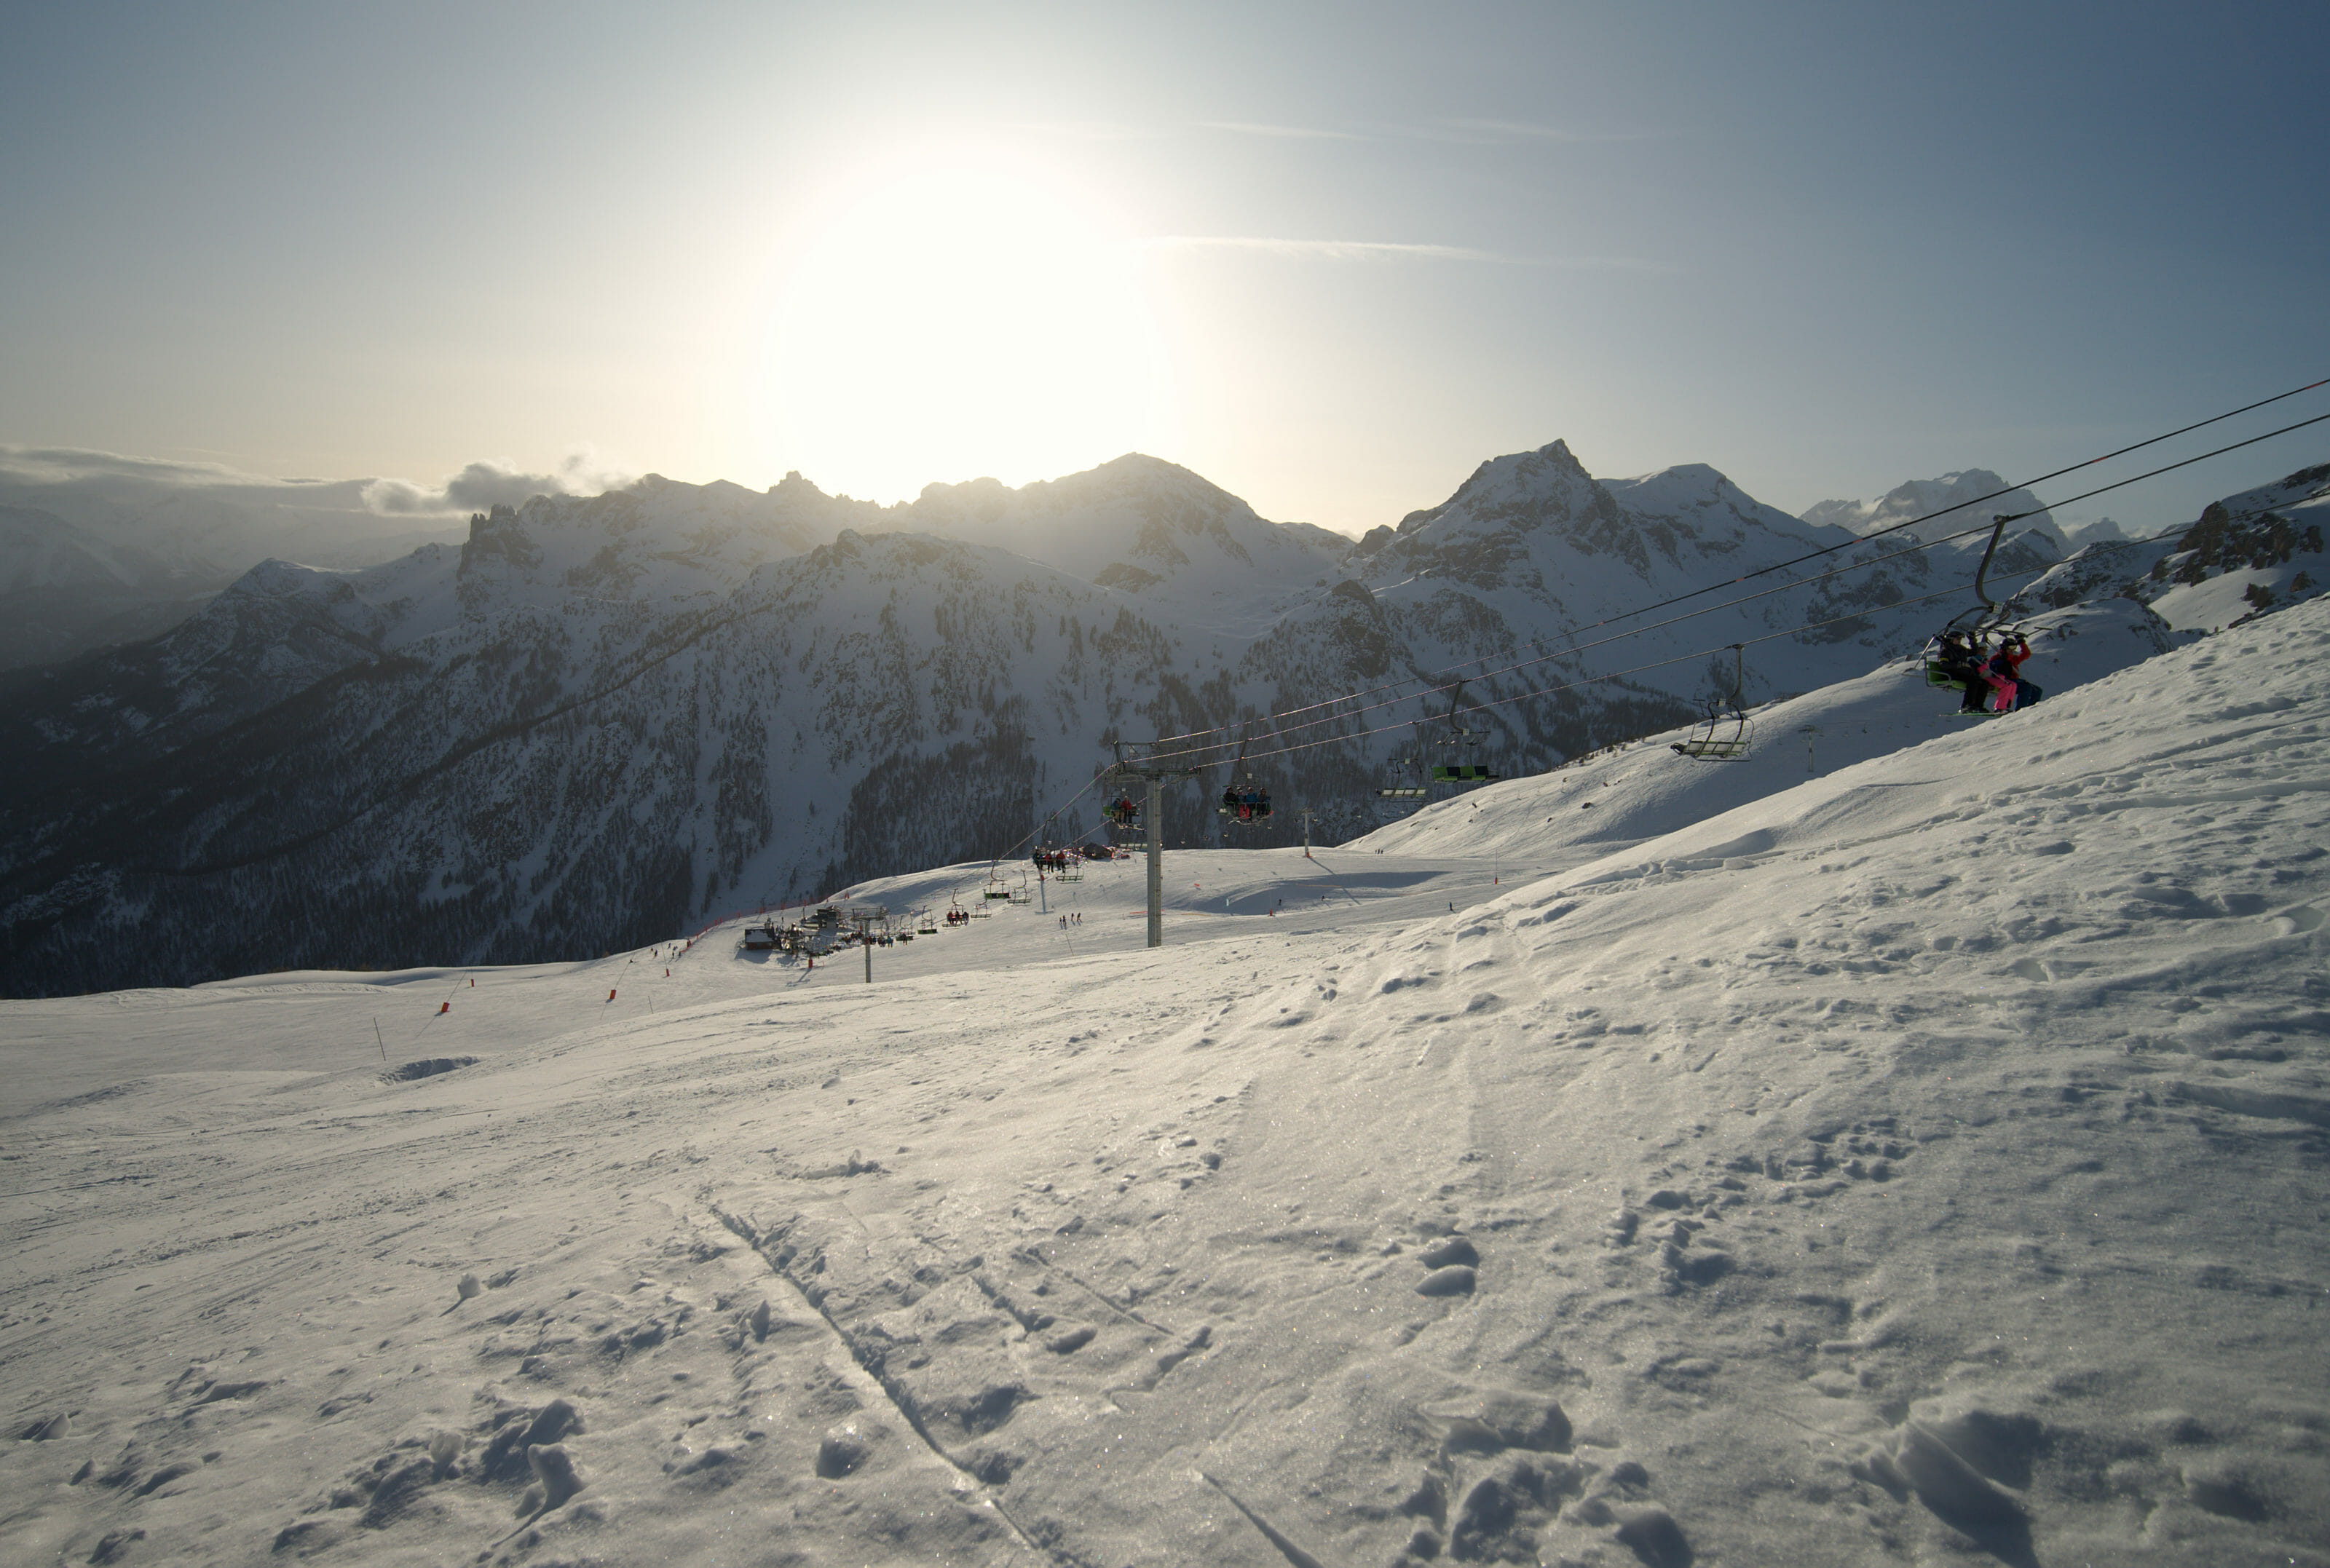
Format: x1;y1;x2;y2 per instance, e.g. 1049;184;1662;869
2;598;2326;1567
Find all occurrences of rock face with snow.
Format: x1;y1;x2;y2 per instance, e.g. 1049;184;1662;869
3;446;2318;997
893;454;1349;630
4;595;2328;1567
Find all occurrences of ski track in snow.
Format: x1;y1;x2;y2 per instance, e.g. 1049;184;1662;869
4;603;2330;1567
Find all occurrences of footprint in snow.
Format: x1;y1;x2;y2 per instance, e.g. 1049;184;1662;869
1395;1394;1692;1565
1415;1232;1480;1296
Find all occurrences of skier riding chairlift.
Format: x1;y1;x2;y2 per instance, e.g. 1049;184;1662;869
1924;514;2046;716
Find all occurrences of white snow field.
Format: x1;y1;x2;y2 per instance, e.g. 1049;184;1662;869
5;601;2329;1568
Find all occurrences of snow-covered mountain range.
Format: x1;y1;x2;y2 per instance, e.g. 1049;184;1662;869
1;443;2321;997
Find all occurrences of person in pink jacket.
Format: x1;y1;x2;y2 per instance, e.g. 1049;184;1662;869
1981;634;2034;713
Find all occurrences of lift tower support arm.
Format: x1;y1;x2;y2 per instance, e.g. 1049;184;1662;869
1113;743;1200;949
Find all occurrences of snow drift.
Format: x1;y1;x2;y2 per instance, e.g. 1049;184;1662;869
3;594;2326;1566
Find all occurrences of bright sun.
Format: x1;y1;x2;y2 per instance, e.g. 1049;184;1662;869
756;159;1177;501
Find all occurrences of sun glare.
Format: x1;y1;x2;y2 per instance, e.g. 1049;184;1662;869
755;159;1177;501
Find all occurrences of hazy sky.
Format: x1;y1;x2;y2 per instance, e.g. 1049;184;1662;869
3;1;2323;536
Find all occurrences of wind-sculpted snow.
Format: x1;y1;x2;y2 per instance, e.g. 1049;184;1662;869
4;597;2327;1567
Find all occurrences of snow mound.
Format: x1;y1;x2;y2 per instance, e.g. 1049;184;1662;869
1355;595;2178;867
3;601;2327;1567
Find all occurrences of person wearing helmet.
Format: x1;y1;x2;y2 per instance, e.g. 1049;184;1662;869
1951;632;1995;712
1980;633;2034;713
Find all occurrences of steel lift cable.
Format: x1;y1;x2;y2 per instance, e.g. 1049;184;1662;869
990;419;2330;877
1148;375;2329;750
1141;404;2330;768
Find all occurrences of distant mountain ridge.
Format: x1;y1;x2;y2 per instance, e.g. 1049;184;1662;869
0;502;224;668
2;441;2319;997
1801;467;2059;546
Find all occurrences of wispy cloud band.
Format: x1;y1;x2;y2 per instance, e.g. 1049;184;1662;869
1142;235;1514;263
1137;236;1678;274
1198;120;1370;142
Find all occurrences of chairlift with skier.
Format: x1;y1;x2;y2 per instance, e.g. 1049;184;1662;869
1209;721;1276;828
1922;515;2045;716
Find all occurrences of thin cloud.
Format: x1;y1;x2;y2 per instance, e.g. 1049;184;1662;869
1195;115;1662;147
1140;236;1679;274
1012;119;1169;142
0;446;637;515
0;445;275;488
1200;120;1370;142
1426;117;1657;144
1145;235;1513;262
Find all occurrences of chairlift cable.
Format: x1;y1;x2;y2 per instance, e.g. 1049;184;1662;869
942;487;2264;909
974;395;2327;880
1145;376;2328;751
1142;402;2330;771
1222;561;2074;771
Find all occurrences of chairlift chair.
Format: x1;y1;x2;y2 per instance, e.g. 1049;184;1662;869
1215;722;1276;827
1217;781;1274;825
1672;714;1751;760
1673;644;1754;761
1378;736;1432;799
1919;512;2039;715
1423;681;1502;785
1378;751;1431;800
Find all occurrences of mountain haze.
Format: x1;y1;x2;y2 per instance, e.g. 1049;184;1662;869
2;444;2321;997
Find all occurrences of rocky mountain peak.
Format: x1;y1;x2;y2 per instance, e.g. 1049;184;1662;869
1801;468;2051;542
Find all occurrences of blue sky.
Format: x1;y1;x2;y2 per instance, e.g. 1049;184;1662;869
1;1;2323;535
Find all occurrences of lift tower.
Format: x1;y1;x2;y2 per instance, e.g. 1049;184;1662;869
1111;742;1201;949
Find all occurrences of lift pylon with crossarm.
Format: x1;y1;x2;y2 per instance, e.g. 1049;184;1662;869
1111;741;1201;948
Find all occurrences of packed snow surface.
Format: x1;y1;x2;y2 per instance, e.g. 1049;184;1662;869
5;601;2329;1567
